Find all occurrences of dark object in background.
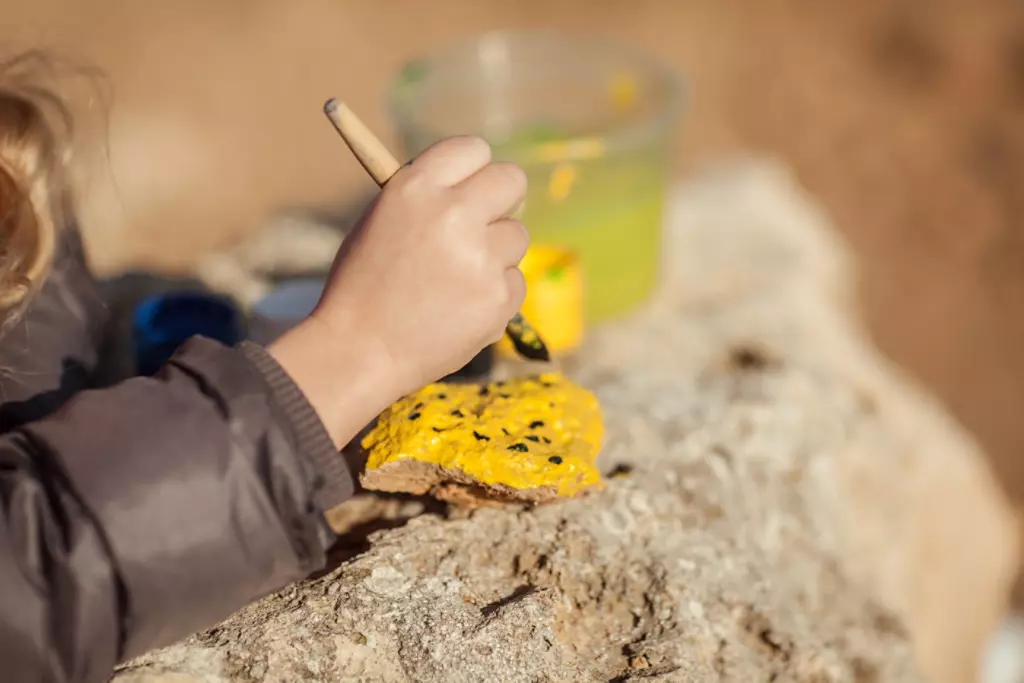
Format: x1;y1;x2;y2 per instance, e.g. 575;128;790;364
132;291;244;376
96;273;245;382
96;272;209;384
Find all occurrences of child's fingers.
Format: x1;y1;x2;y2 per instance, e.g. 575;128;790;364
488;219;530;268
457;162;527;222
504;266;527;315
411;136;492;186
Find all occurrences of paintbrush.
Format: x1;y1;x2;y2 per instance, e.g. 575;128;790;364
323;98;551;363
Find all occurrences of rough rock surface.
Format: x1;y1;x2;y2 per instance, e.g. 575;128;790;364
114;161;1018;683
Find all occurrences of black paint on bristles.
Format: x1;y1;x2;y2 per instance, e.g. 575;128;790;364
507;329;551;362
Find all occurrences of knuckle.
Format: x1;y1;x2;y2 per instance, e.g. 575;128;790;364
440;201;466;229
457;135;493;158
509;219;530;247
497;162;527;192
484;280;509;314
393;160;433;195
507;268;526;306
436;135;492;165
497;220;529;260
392;171;422;199
416;136;492;184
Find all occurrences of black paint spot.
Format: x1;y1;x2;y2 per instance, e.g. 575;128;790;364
548;456;563;465
450;409;464;417
472;431;490;441
529;420;545;429
431;426;447;433
525;435;540;443
413;402;425;410
499;393;511;399
501;427;510;436
437;393;447;400
542;436;552;444
608;463;634;477
408;412;421;421
508;443;529;453
479;386;490;396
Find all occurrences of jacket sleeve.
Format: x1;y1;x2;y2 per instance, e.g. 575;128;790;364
0;225;109;431
0;336;355;683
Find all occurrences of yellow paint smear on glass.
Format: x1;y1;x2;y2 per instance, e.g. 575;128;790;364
610;70;638;110
548;163;577;202
362;373;604;497
535;137;606;164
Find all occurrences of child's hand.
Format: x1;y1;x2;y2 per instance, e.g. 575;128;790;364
270;136;529;448
314;135;529;395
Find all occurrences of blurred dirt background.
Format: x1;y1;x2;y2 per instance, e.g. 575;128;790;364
6;0;1024;592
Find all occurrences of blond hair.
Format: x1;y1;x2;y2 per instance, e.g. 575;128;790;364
0;52;75;325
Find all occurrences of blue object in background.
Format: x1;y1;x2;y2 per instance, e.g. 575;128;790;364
132;291;244;376
247;278;326;346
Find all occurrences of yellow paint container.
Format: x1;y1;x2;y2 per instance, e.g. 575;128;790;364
498;244;584;358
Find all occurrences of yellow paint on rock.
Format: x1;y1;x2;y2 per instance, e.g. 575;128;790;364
362;373;604;498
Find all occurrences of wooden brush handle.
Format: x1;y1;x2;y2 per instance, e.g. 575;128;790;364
323;98;402;186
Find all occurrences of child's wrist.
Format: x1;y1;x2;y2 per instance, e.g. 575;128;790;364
267;315;401;449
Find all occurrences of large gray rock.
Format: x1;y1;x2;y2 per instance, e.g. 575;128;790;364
115;161;1018;683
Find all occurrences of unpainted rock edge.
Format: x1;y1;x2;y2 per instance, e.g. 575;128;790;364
360;457;603;508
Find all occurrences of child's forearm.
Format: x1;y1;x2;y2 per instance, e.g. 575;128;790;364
0;336;348;682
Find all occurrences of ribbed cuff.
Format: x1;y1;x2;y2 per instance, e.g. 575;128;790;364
238;341;355;511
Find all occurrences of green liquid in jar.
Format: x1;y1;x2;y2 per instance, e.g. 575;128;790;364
495;127;669;322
